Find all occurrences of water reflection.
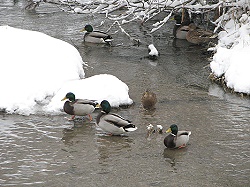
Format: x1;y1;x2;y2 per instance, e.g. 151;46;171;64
163;148;188;169
61;120;96;146
96;135;133;166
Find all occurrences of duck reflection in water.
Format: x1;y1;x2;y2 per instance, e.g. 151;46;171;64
96;135;133;165
163;148;187;169
61;120;94;146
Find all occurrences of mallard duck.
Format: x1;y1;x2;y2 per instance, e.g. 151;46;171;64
164;124;191;149
186;23;216;45
141;89;157;110
61;92;99;121
173;10;191;39
96;100;137;135
80;24;113;45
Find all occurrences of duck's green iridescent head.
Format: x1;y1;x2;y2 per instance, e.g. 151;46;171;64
84;24;93;32
61;92;75;102
174;14;182;24
80;24;93;32
166;124;178;135
100;100;111;113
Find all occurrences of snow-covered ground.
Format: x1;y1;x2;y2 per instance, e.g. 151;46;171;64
0;26;132;115
210;13;250;94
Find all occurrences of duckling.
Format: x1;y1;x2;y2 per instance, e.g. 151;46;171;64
80;24;113;45
186;23;216;45
141;89;157;110
61;92;98;121
96;100;137;135
164;124;191;149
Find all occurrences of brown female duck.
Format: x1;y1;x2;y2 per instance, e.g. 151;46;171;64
186;23;216;45
141;89;157;110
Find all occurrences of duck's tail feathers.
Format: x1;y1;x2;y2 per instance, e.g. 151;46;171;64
210;34;218;39
124;124;137;132
104;35;113;43
180;131;191;136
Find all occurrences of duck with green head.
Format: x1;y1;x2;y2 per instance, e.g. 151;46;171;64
164;124;191;149
80;24;113;45
61;92;99;121
96;100;137;135
173;9;191;39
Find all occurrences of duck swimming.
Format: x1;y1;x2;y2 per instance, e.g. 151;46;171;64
186;23;216;45
81;24;113;45
96;100;137;135
173;14;191;40
164;124;191;149
173;9;191;40
141;89;157;110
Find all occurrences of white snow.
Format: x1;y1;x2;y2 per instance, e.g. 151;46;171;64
46;74;133;114
148;44;159;57
0;26;133;115
210;13;250;94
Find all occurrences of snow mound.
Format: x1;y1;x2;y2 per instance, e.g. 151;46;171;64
0;26;84;114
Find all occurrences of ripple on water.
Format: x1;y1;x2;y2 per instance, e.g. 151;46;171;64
0;117;64;186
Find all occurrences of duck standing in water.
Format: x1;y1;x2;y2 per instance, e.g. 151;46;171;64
61;92;99;121
80;24;113;45
96;100;137;135
164;124;191;149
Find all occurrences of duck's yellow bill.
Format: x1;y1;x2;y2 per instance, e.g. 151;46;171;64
80;28;86;32
95;103;101;109
166;128;171;133
61;97;67;101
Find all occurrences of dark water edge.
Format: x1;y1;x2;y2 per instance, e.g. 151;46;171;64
0;2;250;187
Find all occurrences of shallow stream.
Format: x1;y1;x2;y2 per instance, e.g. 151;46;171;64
0;1;249;186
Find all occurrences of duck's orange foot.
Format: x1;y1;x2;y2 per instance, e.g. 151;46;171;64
65;115;75;121
106;132;113;136
88;114;93;121
178;144;186;149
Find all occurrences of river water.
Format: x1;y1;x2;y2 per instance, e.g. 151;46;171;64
0;1;249;187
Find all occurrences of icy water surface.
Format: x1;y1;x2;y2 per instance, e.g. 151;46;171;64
0;1;250;187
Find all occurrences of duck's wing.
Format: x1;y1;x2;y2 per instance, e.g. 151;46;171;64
179;25;189;32
177;131;191;137
88;31;111;38
195;28;214;37
103;113;132;128
175;131;191;148
75;99;98;106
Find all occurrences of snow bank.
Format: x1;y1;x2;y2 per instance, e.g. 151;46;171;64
0;26;132;115
210;14;250;94
46;74;133;114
